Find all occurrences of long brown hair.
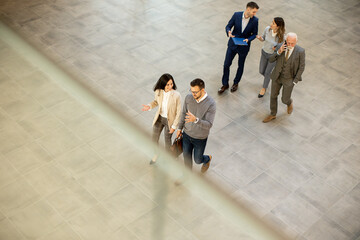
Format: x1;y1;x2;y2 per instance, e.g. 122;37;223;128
273;17;285;43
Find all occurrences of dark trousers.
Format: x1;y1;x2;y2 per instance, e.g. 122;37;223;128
270;77;294;116
182;132;210;169
222;46;248;86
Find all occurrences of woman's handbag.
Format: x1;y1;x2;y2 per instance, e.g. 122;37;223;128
171;135;183;157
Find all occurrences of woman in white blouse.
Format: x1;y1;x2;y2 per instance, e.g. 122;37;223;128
142;73;181;164
256;17;285;98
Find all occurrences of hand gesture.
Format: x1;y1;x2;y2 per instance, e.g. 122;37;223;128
256;35;264;41
169;128;175;134
278;42;287;54
185;111;196;123
228;31;235;38
141;104;150;111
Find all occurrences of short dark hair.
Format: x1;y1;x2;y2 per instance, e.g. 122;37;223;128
246;2;259;9
153;73;177;91
190;78;205;89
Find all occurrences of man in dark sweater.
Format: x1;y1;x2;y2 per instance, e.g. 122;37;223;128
176;79;216;173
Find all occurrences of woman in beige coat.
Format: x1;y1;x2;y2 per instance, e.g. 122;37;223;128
142;73;181;164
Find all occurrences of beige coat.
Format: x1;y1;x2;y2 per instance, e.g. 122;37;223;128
149;89;181;129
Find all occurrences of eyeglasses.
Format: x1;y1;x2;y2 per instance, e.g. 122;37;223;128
189;89;201;94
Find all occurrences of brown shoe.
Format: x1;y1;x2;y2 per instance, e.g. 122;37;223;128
230;84;238;92
201;155;212;173
263;115;276;123
287;102;293;114
218;85;229;94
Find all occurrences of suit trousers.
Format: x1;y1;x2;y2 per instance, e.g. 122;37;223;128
152;115;173;149
259;49;276;89
222;46;248;86
270;76;294;116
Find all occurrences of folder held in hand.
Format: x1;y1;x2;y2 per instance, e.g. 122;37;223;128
232;37;248;46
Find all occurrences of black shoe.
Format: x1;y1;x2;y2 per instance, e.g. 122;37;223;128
230;84;238;92
218;85;229;94
258;93;264;98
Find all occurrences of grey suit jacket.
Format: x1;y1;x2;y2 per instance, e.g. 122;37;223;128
269;45;305;84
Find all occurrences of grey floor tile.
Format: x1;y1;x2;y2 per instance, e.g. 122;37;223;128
326;195;360;236
55;144;104;179
108;227;139;240
214;121;257;152
271;193;322;234
243;173;291;211
295;176;344;213
214;152;263;188
0;177;40;217
36;126;82;158
348;183;360;203
9;200;64;240
0;218;25;240
69;204;121;240
266;156;314;192
262;212;300;239
262;125;305;154
37;223;81;240
309;128;352;158
286;142;330;175
46;181;98;220
4;141;52;174
77;163;129;201
0;156;20;188
186;211;253;240
165;228;198;240
303;217;354;240
127;207;181;240
237;139;284;171
103;184;156;227
25;162;73;197
318;159;359;193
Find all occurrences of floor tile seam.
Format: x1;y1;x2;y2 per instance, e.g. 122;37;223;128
211;167;247;191
74;162;132;201
292;175;345;214
123;204;186;240
1;213;29;240
51;142;107;179
303;215;356;239
233;189;272;217
308;129;353;159
322;195;360;236
214;150;267;187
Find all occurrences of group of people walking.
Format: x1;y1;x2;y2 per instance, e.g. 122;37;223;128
142;1;305;173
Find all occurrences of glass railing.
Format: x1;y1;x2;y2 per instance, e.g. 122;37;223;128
0;21;291;240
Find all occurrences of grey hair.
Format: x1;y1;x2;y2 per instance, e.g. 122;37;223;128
286;32;298;41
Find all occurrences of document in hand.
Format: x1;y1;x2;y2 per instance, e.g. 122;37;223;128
232;37;248;46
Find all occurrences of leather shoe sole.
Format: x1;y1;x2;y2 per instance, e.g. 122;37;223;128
263;115;276;123
201;155;212;173
287;102;293;114
218;85;229;94
230;84;238;92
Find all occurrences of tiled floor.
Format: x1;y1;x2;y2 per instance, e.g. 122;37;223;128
0;0;360;239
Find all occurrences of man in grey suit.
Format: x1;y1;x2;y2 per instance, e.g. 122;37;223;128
263;32;305;123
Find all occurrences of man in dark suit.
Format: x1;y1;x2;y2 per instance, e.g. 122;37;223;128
218;2;259;94
263;32;306;123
